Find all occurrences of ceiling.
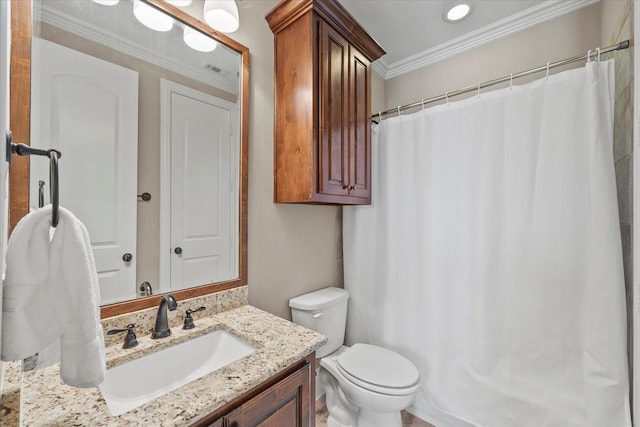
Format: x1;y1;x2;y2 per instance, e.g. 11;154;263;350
340;0;599;79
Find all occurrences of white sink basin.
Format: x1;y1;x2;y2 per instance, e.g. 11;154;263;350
99;329;256;416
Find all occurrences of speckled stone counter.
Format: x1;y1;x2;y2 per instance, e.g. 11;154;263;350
1;296;326;426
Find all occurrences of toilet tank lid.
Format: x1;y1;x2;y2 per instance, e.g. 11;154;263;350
289;287;349;310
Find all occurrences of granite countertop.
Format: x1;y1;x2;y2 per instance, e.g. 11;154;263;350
3;304;326;426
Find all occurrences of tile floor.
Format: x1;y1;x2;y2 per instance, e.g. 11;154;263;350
315;397;435;427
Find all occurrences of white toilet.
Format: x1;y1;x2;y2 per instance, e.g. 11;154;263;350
289;287;420;427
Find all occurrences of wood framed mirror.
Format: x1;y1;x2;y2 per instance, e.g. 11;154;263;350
9;0;249;318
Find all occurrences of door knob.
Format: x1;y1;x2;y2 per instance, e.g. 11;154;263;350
174;247;183;255
122;253;133;262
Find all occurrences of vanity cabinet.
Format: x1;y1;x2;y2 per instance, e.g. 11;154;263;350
192;353;315;427
266;0;385;205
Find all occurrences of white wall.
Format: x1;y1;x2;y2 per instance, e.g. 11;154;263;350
182;1;344;320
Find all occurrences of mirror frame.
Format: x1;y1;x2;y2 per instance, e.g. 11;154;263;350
9;0;249;318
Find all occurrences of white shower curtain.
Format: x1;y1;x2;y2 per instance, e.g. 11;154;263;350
343;60;631;427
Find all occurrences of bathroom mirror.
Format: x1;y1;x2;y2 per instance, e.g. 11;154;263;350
9;0;249;317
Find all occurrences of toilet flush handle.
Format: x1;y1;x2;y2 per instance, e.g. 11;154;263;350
313;312;323;318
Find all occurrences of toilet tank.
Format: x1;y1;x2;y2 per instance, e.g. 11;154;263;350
289;287;349;358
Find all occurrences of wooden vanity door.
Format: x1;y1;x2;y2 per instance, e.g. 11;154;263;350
224;362;312;426
318;19;349;198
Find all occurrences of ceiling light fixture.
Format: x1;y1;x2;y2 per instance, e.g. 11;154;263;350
165;0;193;6
203;0;240;33
183;27;218;52
133;0;174;32
444;2;473;23
90;0;119;5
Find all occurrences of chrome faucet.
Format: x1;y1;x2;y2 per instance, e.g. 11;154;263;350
139;281;153;297
151;294;178;339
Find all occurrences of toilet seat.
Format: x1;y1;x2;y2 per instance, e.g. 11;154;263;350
336;343;420;396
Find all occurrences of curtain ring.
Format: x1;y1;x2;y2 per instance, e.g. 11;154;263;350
596;47;601;62
421;98;425;110
546;62;550;79
378;111;382;122
445;92;449;104
510;73;513;88
477;82;480;96
397;106;401;116
587;49;592;63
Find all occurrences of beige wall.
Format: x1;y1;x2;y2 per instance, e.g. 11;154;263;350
183;1;343;320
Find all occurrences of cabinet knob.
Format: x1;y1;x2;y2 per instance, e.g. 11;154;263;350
342;184;348;190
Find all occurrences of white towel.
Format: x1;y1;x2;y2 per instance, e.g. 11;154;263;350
2;205;106;388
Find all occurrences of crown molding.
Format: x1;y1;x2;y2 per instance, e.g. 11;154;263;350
376;0;600;80
38;4;238;95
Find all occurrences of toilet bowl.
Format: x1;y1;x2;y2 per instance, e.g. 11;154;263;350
289;287;420;427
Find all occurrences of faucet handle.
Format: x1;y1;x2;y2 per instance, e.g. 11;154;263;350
183;307;206;330
107;324;138;349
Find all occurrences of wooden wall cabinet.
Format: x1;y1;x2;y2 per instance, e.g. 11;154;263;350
266;0;385;205
191;354;315;427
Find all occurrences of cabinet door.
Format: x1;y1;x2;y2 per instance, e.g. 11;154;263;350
318;20;349;197
225;363;312;427
348;47;372;201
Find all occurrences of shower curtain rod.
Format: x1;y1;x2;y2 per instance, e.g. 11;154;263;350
372;40;630;122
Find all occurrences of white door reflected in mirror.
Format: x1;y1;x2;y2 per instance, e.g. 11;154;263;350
30;38;139;304
28;0;243;305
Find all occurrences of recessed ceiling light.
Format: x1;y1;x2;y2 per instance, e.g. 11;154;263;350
444;2;473;23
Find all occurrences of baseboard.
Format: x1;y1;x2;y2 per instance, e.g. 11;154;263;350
406;400;477;427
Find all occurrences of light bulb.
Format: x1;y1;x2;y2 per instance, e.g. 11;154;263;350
91;0;119;5
203;0;239;33
166;0;193;6
183;27;218;52
133;0;174;32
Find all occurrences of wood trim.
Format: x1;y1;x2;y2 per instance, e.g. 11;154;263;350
10;0;250;319
100;280;242;318
265;0;385;61
239;45;250;291
9;0;32;233
266;0;314;34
